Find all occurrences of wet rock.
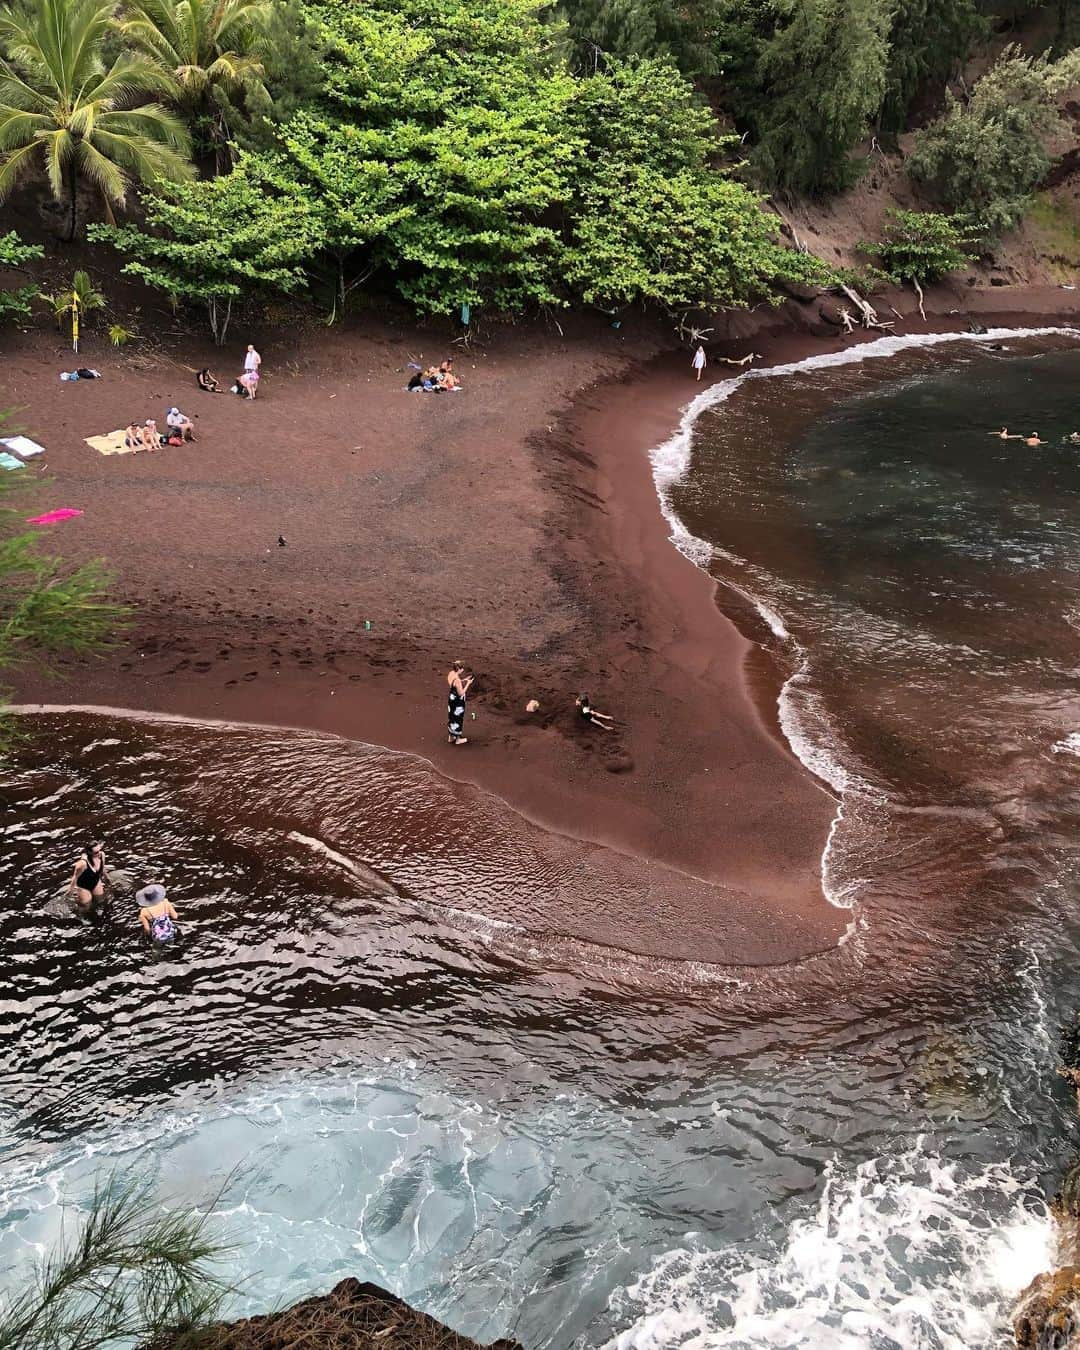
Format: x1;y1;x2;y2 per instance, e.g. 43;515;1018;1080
817;298;847;327
1014;1266;1080;1350
143;1278;521;1350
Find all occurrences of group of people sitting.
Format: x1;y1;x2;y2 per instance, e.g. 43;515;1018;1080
407;359;461;392
198;345;262;399
124;406;197;451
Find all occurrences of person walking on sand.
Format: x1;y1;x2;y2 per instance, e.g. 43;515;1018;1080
67;840;109;912
447;661;473;745
692;345;707;381
137;883;178;943
244;345;262;377
575;693;615;730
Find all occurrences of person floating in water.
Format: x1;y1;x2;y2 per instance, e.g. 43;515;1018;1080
575;693;615;731
137;884;178;943
1067;432;1080;445
67;840;108;912
447;660;473;745
989;427;1021;440
1024;431;1044;446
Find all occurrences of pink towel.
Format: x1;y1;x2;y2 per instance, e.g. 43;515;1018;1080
26;508;84;525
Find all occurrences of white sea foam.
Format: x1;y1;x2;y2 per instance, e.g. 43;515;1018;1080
647;326;1080;913
1051;733;1080;757
605;1147;1053;1350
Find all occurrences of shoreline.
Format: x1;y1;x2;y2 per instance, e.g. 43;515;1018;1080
6;284;1078;965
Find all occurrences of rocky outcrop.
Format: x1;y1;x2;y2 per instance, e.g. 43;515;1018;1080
144;1278;521;1350
1014;1267;1080;1350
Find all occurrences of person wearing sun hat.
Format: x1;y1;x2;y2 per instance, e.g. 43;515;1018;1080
136;883;179;943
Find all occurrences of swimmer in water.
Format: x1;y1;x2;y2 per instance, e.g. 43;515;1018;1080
67;840;108;912
137;884;178;943
1024;431;1044;446
989;427;1021;440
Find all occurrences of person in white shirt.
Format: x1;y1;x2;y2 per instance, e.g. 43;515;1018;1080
166;406;196;441
244;345;261;375
692;345;706;380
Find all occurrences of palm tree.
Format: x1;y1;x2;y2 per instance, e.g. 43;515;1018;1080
115;0;273;170
0;0;193;240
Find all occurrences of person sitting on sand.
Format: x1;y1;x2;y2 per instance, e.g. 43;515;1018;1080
137;883;178;944
407;370;425;391
1025;431;1044;446
447;661;473;745
437;360;461;390
575;693;615;731
141;419;161;450
124;422;143;451
67;840;109;912
166;407;196;441
197;368;221;393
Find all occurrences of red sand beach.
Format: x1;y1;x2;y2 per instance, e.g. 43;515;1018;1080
5;285;1077;965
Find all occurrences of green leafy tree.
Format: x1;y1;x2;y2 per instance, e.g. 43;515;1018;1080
115;0;274;170
307;0;578;315
910;46;1080;235
0;229;42;324
0;1173;231;1350
89;152;321;342
0;0;193;240
749;0;892;195
563;59;829;309
560;0;722;76
859;208;976;315
879;0;985;137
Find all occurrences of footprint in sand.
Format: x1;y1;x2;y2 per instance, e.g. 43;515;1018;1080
242;671;258;681
193;661;213;673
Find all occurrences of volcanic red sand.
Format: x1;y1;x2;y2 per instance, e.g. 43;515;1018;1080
5;286;1076;964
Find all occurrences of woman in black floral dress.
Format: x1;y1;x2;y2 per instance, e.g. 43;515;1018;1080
447;662;473;745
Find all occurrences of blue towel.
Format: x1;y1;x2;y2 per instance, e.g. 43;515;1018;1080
0;452;25;470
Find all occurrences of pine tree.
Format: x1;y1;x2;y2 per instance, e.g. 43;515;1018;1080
560;0;722;76
879;0;985;138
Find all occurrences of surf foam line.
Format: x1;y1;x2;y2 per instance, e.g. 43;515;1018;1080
647;326;1080;912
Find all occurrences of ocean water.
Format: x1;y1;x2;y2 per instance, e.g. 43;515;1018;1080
2;332;1080;1348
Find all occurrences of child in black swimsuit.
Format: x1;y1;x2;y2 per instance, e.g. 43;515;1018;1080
575;693;615;730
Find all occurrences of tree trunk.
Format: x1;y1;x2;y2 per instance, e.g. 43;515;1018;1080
66;157;79;243
208;294;233;346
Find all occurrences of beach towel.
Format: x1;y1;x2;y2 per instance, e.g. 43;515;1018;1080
26;509;83;525
86;430;134;456
0;435;45;459
0;453;25;471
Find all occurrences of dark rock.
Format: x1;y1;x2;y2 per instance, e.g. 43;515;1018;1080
1014;1267;1080;1350
817;298;847;327
773;276;822;303
991;276;1009;286
142;1278;522;1350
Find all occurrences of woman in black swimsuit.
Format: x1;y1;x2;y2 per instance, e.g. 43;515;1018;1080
67;841;108;911
447;661;473;745
575;693;615;730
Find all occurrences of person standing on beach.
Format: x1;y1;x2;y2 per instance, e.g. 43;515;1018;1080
447;661;473;745
67;840;109;912
244;345;261;378
692;345;707;381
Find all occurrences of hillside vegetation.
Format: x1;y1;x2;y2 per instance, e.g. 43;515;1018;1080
0;0;1076;338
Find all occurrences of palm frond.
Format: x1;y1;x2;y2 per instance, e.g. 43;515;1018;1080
0;109;52;152
75;136;127;203
0;138;40;201
40;126;74;201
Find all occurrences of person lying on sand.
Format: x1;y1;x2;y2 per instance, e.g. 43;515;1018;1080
137;884;178;944
197;368;222;393
166;407;196;441
575;693;615;730
67;840;108;912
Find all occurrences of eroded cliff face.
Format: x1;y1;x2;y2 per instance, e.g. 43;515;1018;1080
144;1278;521;1350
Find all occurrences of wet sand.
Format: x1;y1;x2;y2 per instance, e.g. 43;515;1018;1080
5;286;1077;964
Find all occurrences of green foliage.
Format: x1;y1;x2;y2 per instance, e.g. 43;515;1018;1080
115;0;274;169
229;0;327;152
109;320;136;345
43;269;106;325
0;1172;231;1350
910;46;1079;235
560;0;722;76
879;0;985;137
89;153;320;341
859;209;976;284
0;0;193;240
564;59;825;309
749;0;892;195
0;229;42;324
